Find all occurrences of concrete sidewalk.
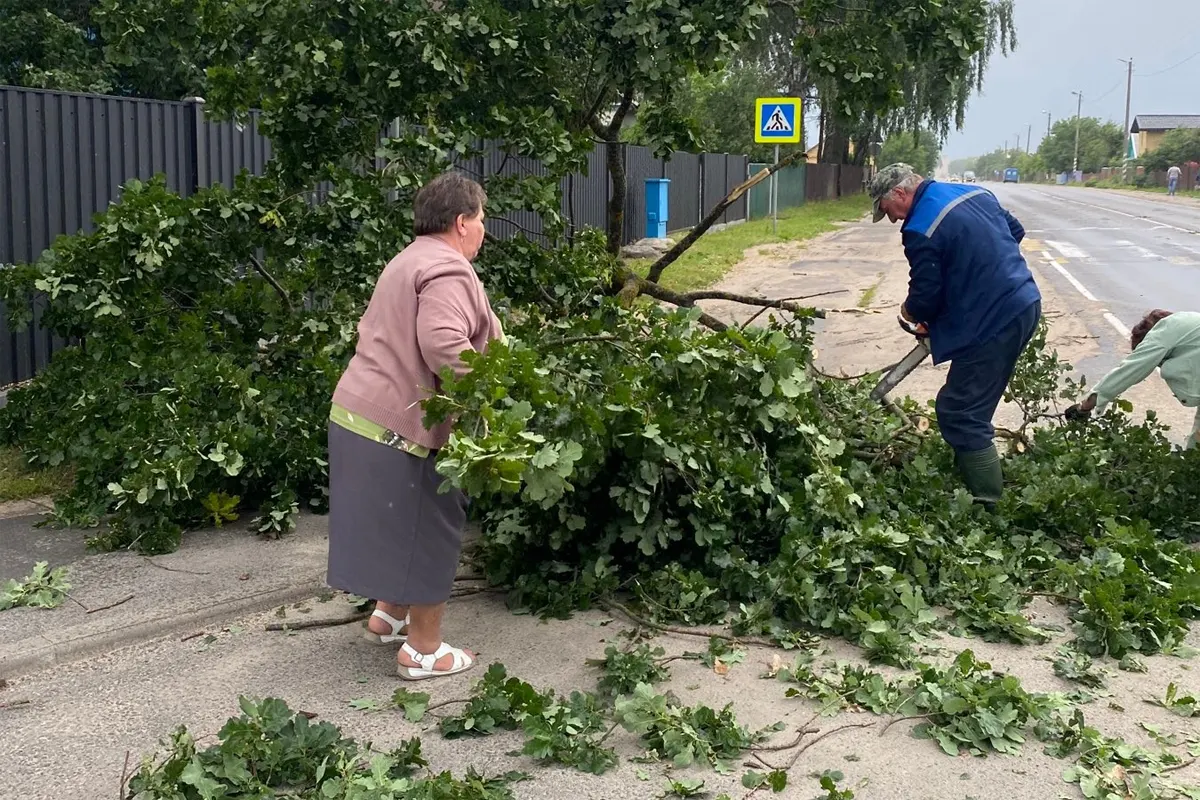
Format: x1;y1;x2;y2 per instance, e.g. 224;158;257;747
0;513;328;678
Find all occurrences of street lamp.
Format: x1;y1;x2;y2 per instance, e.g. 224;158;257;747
1070;91;1084;177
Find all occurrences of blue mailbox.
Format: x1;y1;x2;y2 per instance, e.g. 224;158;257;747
645;178;670;238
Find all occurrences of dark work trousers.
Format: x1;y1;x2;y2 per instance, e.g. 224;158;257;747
936;300;1042;453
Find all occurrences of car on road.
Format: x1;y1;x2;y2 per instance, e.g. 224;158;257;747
1003;167;1019;183
963;170;976;183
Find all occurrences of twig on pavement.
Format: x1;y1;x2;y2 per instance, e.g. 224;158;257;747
782;722;874;770
602;601;779;649
879;713;935;735
118;750;131;799
64;592;91;612
425;698;470;714
751;726;819;752
87;593;134;614
142;557;211;576
180;630;208;642
755;720;875;771
0;699;31;710
265;611;370;632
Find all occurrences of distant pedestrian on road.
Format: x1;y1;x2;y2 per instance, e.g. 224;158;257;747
870;163;1042;507
1065;310;1200;450
327;171;503;681
1167;164;1182;196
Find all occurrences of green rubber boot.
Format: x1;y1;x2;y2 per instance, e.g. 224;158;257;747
955;445;1004;508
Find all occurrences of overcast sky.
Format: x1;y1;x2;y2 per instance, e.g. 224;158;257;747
940;0;1199;159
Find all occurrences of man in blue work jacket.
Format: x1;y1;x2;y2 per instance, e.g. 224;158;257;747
870;163;1042;506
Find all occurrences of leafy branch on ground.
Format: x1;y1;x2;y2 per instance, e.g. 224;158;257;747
1050;645;1109;691
588;643;672;699
1;561;70;611
614;682;783;773
123;696;525;800
1148;684;1199;718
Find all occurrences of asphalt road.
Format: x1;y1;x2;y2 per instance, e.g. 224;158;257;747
991;184;1200;332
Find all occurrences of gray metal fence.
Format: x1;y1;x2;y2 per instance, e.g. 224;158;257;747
0;85;784;384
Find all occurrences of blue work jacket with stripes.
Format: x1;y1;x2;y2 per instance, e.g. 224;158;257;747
901;180;1041;364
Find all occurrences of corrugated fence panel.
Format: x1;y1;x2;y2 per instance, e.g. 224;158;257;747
1;88;195;384
747;162;808;219
663;151;701;230
779;163;807;210
806;163;839;202
723;155;747;224
747;163;770;219
701;154;726;228
622;145;664;243
197;108;273;189
562;144;609;240
484;144;550;244
839;165;864;197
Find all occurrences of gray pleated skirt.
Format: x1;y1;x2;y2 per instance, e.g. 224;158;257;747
326;422;467;605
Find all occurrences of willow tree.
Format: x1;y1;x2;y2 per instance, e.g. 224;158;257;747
785;0;1016;163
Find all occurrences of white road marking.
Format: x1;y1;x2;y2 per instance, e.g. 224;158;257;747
1103;313;1130;338
1031;189;1199;235
1026;227;1121;233
1114;240;1160;259
1045;240;1090;260
1038;249;1131;339
1041;250;1098;301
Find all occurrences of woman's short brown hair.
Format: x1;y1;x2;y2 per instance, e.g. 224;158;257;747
1131;309;1173;350
413;172;487;236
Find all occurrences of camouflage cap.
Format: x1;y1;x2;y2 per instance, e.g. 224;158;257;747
868;163;917;223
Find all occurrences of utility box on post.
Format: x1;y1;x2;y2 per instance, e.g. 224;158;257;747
645;178;670;239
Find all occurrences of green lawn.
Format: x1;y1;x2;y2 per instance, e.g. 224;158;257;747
0;446;73;504
633;194;872;293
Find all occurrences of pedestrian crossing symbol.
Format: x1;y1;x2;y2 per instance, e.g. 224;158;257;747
755;97;802;144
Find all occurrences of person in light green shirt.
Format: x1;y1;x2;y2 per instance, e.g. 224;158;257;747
1065;310;1200;449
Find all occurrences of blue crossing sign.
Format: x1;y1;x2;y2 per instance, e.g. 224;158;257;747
755;97;802;144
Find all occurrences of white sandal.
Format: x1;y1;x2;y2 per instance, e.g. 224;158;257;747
362;608;409;645
396;641;476;681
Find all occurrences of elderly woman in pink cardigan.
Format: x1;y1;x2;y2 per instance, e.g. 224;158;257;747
326;172;502;681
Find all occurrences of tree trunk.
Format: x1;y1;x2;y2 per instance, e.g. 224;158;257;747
820;117;849;165
817;106;826;162
604;136;626;254
590;85;635;256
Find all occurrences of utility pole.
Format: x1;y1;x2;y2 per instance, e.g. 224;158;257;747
1119;57;1134;182
1044;110;1052;139
1071;91;1083;178
1026;123;1032;154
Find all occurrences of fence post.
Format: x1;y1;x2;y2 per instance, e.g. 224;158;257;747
184;97;207;195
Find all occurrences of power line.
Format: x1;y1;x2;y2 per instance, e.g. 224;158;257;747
1141;49;1200;77
1090;78;1124;103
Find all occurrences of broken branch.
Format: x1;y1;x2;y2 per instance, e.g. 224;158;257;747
265;611;370;632
645;150;807;284
879;713;936;735
247;253;295;313
635;280;826;333
742;290;848;329
602;600;779;648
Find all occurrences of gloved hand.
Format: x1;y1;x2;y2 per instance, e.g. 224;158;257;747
897;315;929;338
1064;404;1091;422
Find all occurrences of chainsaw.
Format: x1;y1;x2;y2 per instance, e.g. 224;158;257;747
869;337;931;403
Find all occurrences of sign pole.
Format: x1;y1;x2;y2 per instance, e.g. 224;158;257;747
755;97;801;231
772;145;779;235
